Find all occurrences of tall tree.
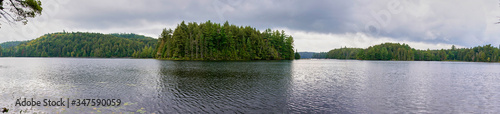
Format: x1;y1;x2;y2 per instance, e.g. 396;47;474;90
294;50;300;59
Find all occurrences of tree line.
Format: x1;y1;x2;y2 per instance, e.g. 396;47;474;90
0;21;296;60
0;32;157;58
312;43;500;62
156;20;295;60
0;41;29;48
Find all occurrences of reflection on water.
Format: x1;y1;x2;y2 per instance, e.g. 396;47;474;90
1;58;500;113
0;58;293;113
289;60;500;113
155;61;292;113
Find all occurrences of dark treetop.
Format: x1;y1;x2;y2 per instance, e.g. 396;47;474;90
314;43;500;62
0;32;157;58
156;20;295;60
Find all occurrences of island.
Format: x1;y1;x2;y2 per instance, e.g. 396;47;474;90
155;21;295;60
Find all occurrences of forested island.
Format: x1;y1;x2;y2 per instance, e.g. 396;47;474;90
155;21;295;60
0;32;157;58
311;43;500;62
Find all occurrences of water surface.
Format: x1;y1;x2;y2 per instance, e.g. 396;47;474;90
1;58;500;113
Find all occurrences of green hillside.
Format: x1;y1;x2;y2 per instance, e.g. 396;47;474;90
1;21;297;60
315;43;500;62
0;32;157;58
0;41;30;48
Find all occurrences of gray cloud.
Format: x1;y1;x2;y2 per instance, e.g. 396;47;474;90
53;0;358;32
1;0;500;49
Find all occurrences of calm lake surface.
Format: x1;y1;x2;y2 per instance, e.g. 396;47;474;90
1;58;500;113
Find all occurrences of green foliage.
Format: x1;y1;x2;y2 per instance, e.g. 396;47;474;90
295;52;301;59
316;43;500;62
156;20;295;60
322;46;363;60
0;0;43;27
0;40;29;48
312;52;328;58
132;45;155;58
0;32;157;58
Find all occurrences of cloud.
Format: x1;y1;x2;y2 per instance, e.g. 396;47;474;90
281;28;460;52
346;0;500;47
1;0;499;52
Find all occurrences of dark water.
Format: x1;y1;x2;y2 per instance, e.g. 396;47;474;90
1;58;500;113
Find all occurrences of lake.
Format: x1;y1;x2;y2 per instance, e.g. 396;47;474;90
1;58;500;113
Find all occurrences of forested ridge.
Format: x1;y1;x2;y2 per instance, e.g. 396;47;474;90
156;21;295;60
0;41;29;48
0;32;157;58
313;43;500;62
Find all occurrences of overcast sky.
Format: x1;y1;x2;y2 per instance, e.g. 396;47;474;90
1;0;500;52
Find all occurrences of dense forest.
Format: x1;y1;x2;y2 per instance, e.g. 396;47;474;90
0;41;29;48
0;32;157;58
312;43;500;62
156;21;295;60
0;21;296;60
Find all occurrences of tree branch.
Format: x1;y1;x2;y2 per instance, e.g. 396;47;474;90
8;0;21;14
0;10;12;22
0;9;16;22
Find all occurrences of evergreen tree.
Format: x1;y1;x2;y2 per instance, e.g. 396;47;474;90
154;20;296;60
0;32;156;58
295;51;301;59
314;43;500;62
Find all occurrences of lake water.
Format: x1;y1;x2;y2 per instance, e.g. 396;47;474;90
1;58;500;113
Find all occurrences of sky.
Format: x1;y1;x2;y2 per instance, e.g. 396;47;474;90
1;0;500;52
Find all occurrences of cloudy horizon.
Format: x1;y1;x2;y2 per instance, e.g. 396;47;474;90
1;0;500;52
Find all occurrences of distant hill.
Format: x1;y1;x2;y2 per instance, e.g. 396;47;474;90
322;43;500;62
0;40;30;48
298;52;316;59
108;33;155;39
0;32;157;58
